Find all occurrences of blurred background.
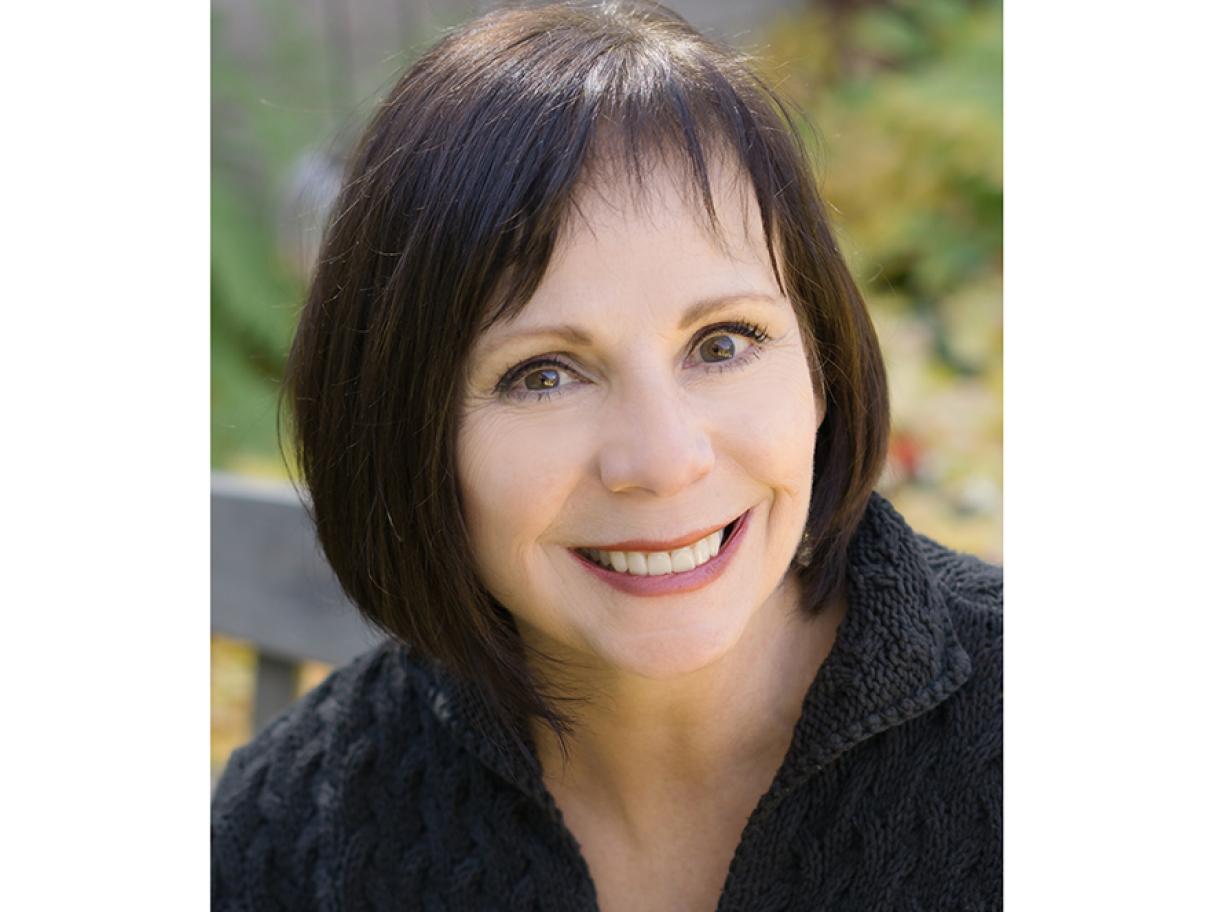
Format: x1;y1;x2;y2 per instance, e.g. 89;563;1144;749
211;0;1001;783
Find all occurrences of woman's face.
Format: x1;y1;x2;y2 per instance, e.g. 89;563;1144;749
457;160;821;680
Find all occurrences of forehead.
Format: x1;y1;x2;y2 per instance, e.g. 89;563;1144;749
565;147;761;249
498;155;779;332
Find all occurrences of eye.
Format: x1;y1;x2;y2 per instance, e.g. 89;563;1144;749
523;367;561;391
495;357;585;402
494;319;772;404
698;334;738;363
689;320;770;369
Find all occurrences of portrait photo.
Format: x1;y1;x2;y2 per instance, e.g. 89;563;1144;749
210;1;1002;908
11;0;1214;908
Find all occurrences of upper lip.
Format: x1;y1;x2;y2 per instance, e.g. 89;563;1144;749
575;510;744;553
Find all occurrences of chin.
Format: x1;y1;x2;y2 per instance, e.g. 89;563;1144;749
592;614;750;680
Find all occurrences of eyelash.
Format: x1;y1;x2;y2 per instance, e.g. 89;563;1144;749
494;320;772;404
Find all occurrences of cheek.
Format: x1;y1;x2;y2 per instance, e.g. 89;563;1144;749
721;357;818;492
456;409;585;574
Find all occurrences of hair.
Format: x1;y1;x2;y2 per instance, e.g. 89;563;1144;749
282;0;889;746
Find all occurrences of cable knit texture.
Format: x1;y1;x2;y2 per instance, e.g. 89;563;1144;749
212;493;1003;910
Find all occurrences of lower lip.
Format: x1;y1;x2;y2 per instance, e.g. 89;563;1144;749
568;508;752;597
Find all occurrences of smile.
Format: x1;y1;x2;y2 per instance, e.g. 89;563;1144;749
569;509;751;597
576;519;736;576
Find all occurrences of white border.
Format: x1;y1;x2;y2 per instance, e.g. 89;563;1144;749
5;0;1214;906
2;1;209;907
1007;1;1215;906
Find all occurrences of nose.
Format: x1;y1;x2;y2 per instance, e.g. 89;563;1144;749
596;377;715;497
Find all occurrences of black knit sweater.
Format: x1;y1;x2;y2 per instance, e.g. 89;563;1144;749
212;494;1003;910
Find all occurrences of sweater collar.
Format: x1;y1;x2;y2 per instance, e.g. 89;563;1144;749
766;492;973;800
401;492;973;806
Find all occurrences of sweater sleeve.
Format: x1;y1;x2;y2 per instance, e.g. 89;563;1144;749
211;675;340;912
211;743;260;911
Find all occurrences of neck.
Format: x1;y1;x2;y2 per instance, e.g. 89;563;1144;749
530;574;847;841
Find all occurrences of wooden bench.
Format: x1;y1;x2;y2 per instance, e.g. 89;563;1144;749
210;471;383;733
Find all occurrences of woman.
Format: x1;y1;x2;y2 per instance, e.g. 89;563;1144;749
212;2;1002;909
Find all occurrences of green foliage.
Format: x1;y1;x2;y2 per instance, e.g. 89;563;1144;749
761;0;1002;374
760;0;1002;553
210;170;300;469
210;1;324;472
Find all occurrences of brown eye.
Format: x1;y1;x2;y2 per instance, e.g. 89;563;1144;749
699;334;736;362
524;368;561;390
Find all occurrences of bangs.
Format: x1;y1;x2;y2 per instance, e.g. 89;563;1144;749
418;4;799;332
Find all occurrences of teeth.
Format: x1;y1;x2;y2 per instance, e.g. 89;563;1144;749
670;547;696;573
585;525;729;576
646;552;673;575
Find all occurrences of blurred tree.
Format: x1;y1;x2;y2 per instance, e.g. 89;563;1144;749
762;0;1002;373
760;0;1002;555
211;0;331;472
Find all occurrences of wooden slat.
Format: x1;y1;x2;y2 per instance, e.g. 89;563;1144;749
210;471;383;667
254;653;300;734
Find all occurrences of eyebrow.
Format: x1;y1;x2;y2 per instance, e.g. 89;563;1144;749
486;292;781;349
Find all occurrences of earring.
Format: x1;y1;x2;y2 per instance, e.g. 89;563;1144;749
794;525;813;569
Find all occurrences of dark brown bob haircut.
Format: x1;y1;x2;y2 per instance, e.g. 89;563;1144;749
283;0;889;744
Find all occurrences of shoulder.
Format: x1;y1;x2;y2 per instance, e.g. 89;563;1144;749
917;531;1003;659
914;530;1002;778
916;532;1003;612
903;532;1003;893
210;641;425;909
211;641;411;802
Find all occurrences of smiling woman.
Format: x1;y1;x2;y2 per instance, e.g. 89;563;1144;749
457;160;825;688
211;3;1002;910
